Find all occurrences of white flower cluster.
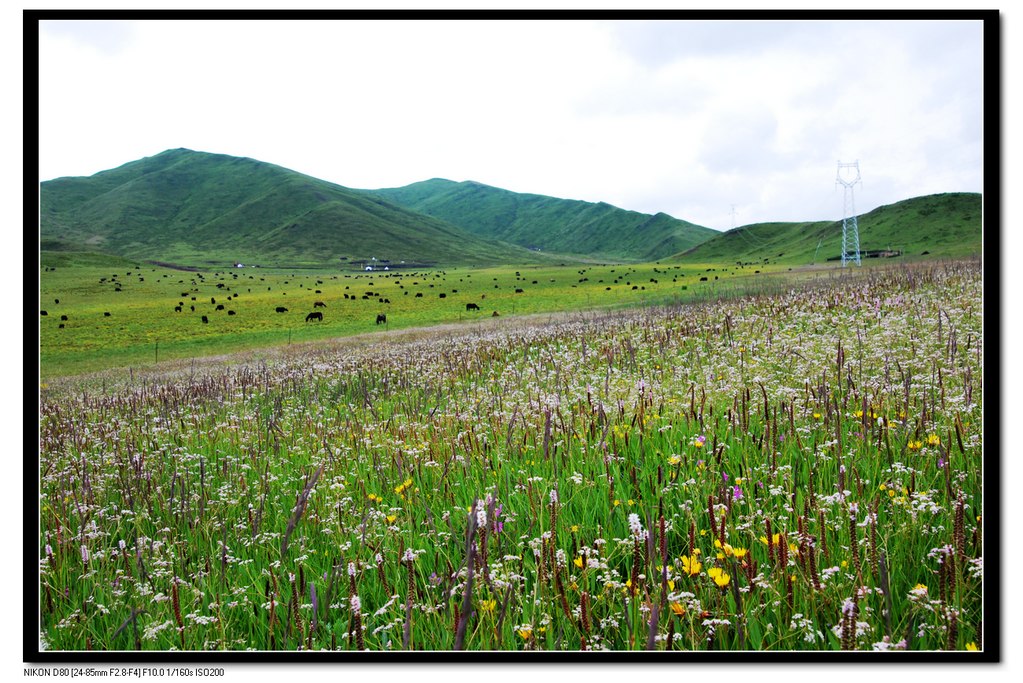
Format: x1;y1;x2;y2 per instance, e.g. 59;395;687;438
628;513;646;541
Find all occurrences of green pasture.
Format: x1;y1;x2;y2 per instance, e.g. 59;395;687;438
38;253;803;377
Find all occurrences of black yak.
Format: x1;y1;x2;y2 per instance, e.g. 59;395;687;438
276;306;288;313
466;303;480;311
376;314;387;325
305;311;323;322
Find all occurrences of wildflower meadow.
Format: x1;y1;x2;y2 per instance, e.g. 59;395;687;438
37;260;985;653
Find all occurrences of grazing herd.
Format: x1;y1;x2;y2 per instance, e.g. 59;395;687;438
48;264;641;337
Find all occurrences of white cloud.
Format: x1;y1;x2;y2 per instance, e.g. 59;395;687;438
37;16;985;231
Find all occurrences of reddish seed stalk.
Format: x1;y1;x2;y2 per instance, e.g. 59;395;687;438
171;578;184;650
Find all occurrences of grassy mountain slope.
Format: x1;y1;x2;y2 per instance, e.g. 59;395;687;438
677;193;982;265
40;149;550;267
371;178;718;261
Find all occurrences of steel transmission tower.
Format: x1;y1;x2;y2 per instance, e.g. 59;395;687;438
836;161;862;266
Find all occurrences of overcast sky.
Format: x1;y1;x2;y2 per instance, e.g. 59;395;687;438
36;17;985;231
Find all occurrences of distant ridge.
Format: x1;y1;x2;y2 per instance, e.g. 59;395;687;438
39;149;981;269
39;149;549;268
370;178;718;261
676;192;982;266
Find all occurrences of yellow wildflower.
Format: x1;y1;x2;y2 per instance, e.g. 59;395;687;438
707;567;730;589
680;554;702;576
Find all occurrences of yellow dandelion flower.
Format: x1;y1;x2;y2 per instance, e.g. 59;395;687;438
480;599;497;613
966;642;979;651
680;554;702;576
669;602;685;616
573;557;584;569
706;567;730;589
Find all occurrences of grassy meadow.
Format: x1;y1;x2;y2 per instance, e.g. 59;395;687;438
37;258;984;652
39;252;798;378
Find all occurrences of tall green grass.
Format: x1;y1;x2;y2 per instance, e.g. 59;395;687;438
37;260;983;652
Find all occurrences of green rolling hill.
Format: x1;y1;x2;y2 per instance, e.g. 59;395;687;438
39;149;982;271
676;192;983;266
370;178;718;261
39;149;551;268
